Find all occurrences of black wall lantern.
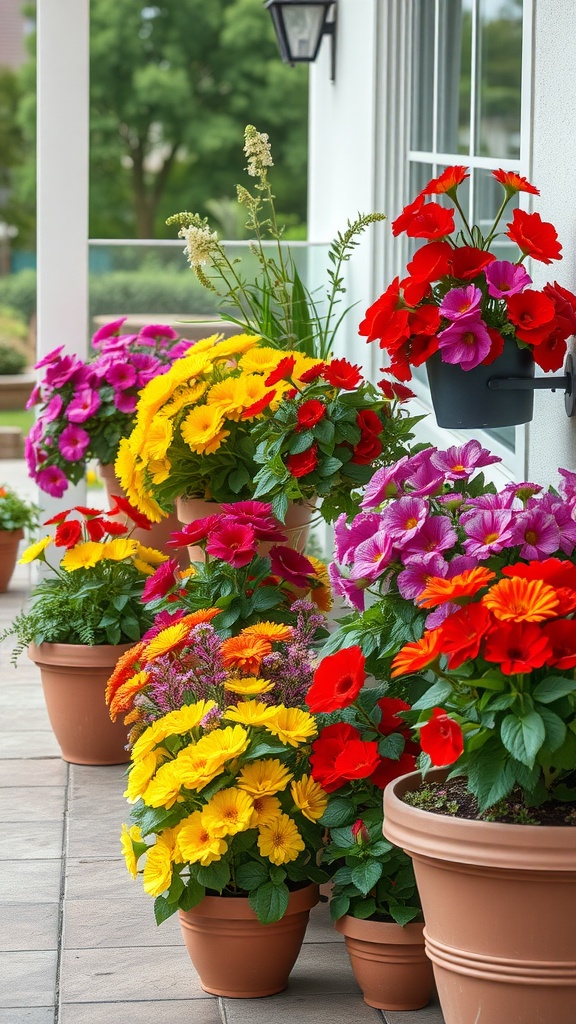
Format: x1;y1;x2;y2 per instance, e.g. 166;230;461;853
265;0;337;81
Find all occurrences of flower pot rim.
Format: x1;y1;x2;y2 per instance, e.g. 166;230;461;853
383;769;576;871
334;914;425;943
28;640;134;668
0;526;24;538
179;883;319;921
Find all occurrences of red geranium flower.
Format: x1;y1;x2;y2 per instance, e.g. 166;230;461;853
358;279;407;343
356;409;383;436
492;169;539;195
419;708;464;766
402;242;452;304
402;201;455;241
392;194;426;236
109;493;153;531
310;722;360;792
484;621;553;675
299;362;326;383
296;399;326;431
351;434;383;465
306;645;366;713
506;290;556;343
265;355;297;386
54;519;82;548
268;545;316;588
421;165;470;196
506;208;563;264
323;358;363;390
286;444;319;478
438;602;493;670
241;390;276;419
85;517;108;542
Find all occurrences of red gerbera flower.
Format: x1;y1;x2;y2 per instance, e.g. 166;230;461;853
323;358;363;390
299;362;326;383
241;390;276;419
419;708;464;767
306;645;366;713
265;356;297;386
438;602;493;670
109;493;153;531
484;621;553;675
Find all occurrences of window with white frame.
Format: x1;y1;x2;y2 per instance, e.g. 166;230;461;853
407;0;528;472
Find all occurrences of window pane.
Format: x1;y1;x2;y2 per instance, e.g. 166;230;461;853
438;0;472;154
473;167;519;258
410;0;434;151
477;0;523;158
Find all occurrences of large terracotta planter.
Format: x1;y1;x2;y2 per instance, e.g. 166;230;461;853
28;642;132;765
99;462;186;565
0;527;23;591
179;883;319;997
426;338;535;428
383;770;576;1024
334;914;434;1010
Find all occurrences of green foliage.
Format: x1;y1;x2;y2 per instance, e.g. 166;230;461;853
0;485;39;532
0;344;27;375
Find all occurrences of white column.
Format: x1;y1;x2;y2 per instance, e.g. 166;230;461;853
526;0;576;485
36;0;90;513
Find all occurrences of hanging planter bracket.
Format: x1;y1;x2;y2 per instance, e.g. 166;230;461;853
488;354;576;417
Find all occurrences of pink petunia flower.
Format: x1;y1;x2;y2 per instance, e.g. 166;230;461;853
43;394;64;424
36;464;68;497
437;314;492;370
67;389;101;423
92;317;128;346
350;532;394;582
58;424;91;462
462;509;515;558
106;363;137;390
379;495;428;543
328;563;366;612
206;522;257;567
114;391;138;414
142;559;181;602
360;456;411;509
484;260;532;299
397;552;448;600
440;285;482;320
402;516;457;557
512;507;561;560
333;512;383;564
431;440;501;479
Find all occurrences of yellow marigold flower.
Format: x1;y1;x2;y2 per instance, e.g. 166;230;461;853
101;538;139;562
109;670;150;722
201;787;255;838
120;823;143;878
124;750;158;803
240;622;294;643
142;762;183;809
148;458;172;485
18;534;53;564
165;351;211;387
134;545;168;566
173;748;226;792
163;382;207;415
250;794;282;828
239;346;287;374
257;813;305;866
181;405;230;455
140;417;173;462
114;438;139;491
206;377;253;421
131;700;217;760
142;834;175;897
265;706;317;747
176;811;228;866
61;542;105;571
223;700;278;727
306;556;333;612
137;373;181;420
210;334;260;360
290;775;328;822
237;758;293;797
195;724;250;762
142;621;189;660
185;333;225;355
482;577;559;623
221;634;272;675
224;676;274;696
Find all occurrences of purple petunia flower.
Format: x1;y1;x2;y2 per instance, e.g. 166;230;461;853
114;391;138;414
462;509;515;558
425;601;460;630
437;313;492;370
402;459;445;497
379;495;428;544
334;512;383;563
349;532;394;582
58;424;91;462
361;456;410;509
440;285;482;320
328;562;367;611
531;492;576;555
92;316;128;347
67;388;101;423
512;507;561;560
402;516;458;557
106;363;137;390
397;552;448;600
431;440;501;480
36;464;68;497
485;260;532;299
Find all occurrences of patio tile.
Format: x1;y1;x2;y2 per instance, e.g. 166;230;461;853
0;731;60;758
0;1009;54;1024
1;859;62;903
60;945;203;1002
0;709;54;732
69;764;128;788
303;900;343;944
0;758;66;787
0;686;47;711
285;941;360;994
60;1000;220;1024
0;951;57;1007
0;902;59;951
63;897;182;949
68;780;128;818
0;786;65;822
221;991;380;1024
384;998;445;1023
0;820;63;859
64;858;133;900
67;815;128;860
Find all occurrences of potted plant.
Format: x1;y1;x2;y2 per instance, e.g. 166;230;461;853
0;484;38;592
168;124;385;360
382;468;576;1024
359;166;576;428
305;646;434;1011
5;504;166;764
112;611;330;997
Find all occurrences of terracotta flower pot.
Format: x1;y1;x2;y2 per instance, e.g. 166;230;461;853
178;883;319;997
28;642;132;765
99;462;186;565
383;769;576;1024
334;914;434;1010
0;527;23;591
426;338;535;428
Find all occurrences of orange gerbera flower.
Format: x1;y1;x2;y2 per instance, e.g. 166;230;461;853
220;634;272;674
417;567;496;608
105;642;145;706
391;630;444;678
179;608;220;629
482;576;559;623
240;622;293;643
109;670;150;721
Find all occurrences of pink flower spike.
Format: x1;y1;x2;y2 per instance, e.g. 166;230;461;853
440;285;482;321
437;314;492;370
485;260;532;298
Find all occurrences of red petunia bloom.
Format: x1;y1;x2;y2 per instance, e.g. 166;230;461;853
392;195;426;236
506;209;563;264
419;708;464;767
241;390;276;419
351;433;383;465
358;278;408;344
306;645;366;713
286;444;318;478
356;409;383;436
310;722;361;792
492;169;540;195
541;619;576;669
484;621;553;675
438;602;493;670
506;290;556;344
268;545;316;588
323;358;363;390
54;519;82;548
299;362;326;383
421;165;470;196
265;355;297;386
532;332;568;373
333;739;381;783
109;493;153;531
296;399;326;431
401;201;455;241
447;246;496;280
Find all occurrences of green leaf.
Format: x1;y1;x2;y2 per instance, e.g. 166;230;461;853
154;895;178;925
500;711;546;767
318;456;343;477
252;587;282;611
245;740;288;760
536;705;567;752
319;797;356;828
329;894;351;922
228;465;250;493
411;680;453;711
196;859;230;893
353;898;377;919
166;872;185;904
350;859;383;896
289;431;314;455
389;904;421;926
378;733;405;760
328;825;354;848
179;876;205;911
533;676;576;704
248;881;290;924
235;860;269;892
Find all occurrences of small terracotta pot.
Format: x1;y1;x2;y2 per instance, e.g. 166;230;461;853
99;462;187;566
29;642;132;765
334;915;433;1010
179;883;319;997
383;769;576;1024
0;527;23;592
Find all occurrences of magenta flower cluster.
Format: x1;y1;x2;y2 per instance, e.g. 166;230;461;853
330;440;576;624
26;318;191;497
